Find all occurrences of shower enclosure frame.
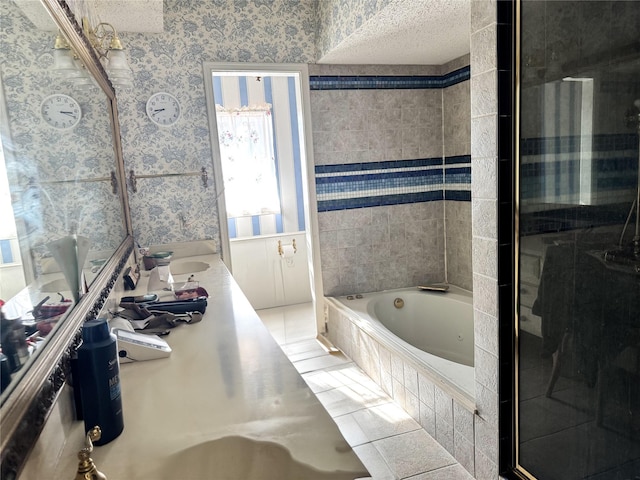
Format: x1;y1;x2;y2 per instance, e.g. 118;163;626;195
504;1;640;479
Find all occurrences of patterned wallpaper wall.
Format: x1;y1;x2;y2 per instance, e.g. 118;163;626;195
3;0;475;294
0;1;127;269
117;0;317;249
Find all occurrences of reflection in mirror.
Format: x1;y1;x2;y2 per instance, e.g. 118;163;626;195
517;1;640;478
0;0;127;400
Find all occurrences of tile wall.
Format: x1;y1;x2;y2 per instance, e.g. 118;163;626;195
444;61;473;291
310;60;472;296
470;0;501;478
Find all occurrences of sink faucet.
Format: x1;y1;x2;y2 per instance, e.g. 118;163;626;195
74;426;107;480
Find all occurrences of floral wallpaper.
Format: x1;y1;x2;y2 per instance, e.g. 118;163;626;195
117;0;317;248
0;0;127;261
315;0;392;61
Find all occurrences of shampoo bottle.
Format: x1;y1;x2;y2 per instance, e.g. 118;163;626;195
76;318;124;445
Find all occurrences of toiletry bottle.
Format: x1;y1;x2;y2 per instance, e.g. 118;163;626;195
76;318;124;445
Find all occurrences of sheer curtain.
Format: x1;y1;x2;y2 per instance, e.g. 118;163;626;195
216;104;280;218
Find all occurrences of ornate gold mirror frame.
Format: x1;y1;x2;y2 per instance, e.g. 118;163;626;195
0;1;133;477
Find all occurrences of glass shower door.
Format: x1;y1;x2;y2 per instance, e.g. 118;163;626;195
516;1;640;479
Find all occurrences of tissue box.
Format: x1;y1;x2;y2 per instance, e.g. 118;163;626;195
173;281;200;300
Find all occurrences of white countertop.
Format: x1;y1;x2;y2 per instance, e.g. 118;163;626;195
52;255;369;479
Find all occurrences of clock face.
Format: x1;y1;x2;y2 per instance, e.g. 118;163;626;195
146;92;181;126
40;94;81;130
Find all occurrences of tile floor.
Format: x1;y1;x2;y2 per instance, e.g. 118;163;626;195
256;302;474;480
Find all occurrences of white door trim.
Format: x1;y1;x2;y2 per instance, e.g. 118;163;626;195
202;62;325;330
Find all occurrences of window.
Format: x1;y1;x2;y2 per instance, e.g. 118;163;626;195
215;104;280;218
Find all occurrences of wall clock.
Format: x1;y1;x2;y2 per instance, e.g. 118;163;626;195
146;92;181;126
40;94;81;130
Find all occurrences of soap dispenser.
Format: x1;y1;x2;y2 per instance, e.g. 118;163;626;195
76;318;124;445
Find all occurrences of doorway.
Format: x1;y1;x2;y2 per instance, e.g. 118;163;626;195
203;63;323;322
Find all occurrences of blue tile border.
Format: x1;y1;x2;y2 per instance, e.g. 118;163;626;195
444;190;471;201
315;155;471;211
315;157;442;174
309;66;470;91
444;155;471;165
316;169;443;186
317;191;444;212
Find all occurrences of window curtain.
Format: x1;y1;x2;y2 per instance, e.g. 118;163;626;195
216;104;280;218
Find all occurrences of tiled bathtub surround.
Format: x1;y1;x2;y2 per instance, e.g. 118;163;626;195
318;202;445;296
325;300;478;477
446;201;473;291
310;61;472;295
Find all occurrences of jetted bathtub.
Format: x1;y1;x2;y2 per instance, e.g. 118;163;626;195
326;286;475;401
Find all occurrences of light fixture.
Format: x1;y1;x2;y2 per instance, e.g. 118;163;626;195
52;17;133;89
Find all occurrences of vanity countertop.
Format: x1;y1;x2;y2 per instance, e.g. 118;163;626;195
51;255;369;479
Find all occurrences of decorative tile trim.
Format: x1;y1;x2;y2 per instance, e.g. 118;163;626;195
520;132;638;155
315;158;443;173
318;191;444;211
316;155;471;212
309;66;470;91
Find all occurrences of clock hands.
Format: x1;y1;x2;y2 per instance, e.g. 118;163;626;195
147;93;180;125
60;111;77;118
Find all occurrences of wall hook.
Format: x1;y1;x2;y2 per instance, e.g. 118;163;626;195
128;169;138;193
110;170;118;195
201;166;208;188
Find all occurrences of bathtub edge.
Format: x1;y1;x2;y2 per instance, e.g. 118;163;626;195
324;296;477;414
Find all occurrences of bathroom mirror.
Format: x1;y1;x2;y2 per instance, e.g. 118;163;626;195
0;0;133;475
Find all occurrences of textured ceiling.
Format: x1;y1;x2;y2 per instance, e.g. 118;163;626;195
318;0;471;65
16;0;469;65
15;0;164;32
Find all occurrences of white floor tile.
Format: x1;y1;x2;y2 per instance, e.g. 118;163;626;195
302;366;359;394
259;303;471;480
352;443;396;480
316;384;388;417
257;302;317;345
351;402;422;442
407;464;475;479
281;338;326;357
292;352;351;374
373;430;456;479
333;413;370;447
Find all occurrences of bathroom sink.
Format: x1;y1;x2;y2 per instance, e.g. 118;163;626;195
153;436;363;480
39;278;69;292
170;261;210;275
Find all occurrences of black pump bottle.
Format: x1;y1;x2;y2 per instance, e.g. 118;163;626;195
76;318;124;445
